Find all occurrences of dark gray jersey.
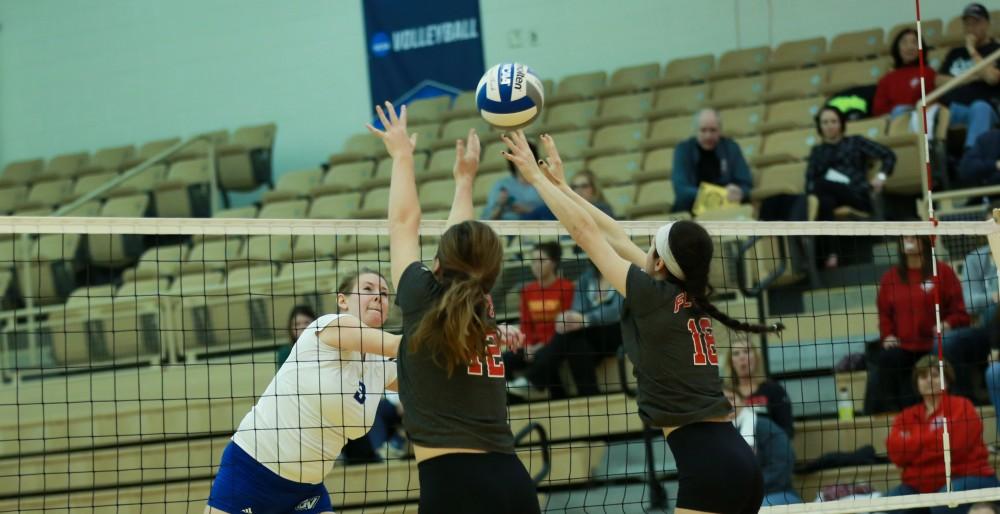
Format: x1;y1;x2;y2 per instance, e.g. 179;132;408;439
395;262;514;453
621;264;732;427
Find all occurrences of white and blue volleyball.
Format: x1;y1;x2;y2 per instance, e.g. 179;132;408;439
476;63;545;129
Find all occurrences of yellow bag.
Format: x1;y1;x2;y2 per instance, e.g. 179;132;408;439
692;182;738;216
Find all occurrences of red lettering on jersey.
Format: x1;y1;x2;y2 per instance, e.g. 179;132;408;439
673;292;691;313
687;317;718;366
466;335;505;378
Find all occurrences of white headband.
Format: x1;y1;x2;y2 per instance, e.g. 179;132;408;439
655;222;685;280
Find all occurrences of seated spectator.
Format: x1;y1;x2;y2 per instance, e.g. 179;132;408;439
671;109;752;213
481;141;544;220
887;356;999;514
276;304;316;368
524;170;614;220
507;260;623;400
958;128;1000;187
367;393;408;460
807;106;896;267
874;28;936;118
869;236;970;414
720;333;794;437
502;241;575;376
981;309;1000;447
725;388;802;507
936;3;1000;150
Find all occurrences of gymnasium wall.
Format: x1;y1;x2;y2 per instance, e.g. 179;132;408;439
0;0;971;191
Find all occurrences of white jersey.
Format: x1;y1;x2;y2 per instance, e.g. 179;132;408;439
232;313;397;483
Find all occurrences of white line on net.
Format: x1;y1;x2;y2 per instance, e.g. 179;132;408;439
760;487;1000;514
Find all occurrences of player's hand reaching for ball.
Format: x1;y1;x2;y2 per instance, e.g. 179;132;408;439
453;128;481;185
538;134;567;188
500;130;544;184
366;101;417;159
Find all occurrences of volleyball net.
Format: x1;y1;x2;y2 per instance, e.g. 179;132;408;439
0;216;998;513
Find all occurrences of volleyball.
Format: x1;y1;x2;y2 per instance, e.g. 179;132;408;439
475;62;545;130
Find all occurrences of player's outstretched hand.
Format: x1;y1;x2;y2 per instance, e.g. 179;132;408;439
366;101;417;159
538;134;567;188
453;128;481;184
496;323;526;351
500;130;544;185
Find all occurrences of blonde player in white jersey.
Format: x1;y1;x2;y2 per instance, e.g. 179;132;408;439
205;268;399;514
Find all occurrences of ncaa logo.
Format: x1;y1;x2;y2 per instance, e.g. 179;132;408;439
295;496;320;511
371;32;391;57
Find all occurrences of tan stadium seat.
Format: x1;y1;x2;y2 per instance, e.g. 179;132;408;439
889;19;942;48
641;147;674;181
765;68;827;102
718;105;765;137
883;140;924;195
408;122;442;149
589;152;643;187
561;159;586;178
757;129;818;166
290;234;342;261
106;163;167;198
20;178;74;210
406;96;452;124
767;37;826;71
822;59;891;95
599;62;661;96
366;153;428;188
477;141;510;173
122;244;189;281
59;200;101;217
708;76;767;109
443;90;478;120
708;46;770;80
549;71;607;105
88;194;150;267
846;116;888;141
761;97;824;134
329;133;382;164
154;158;212;218
117;277;170;299
216;123;277;191
307;191;362;220
541;99;600;132
169;129;229;163
258;199;309;219
593;92;654;127
65;283;117;307
70;170;118;200
78;145;135;175
37;151;89;182
185;237;244;273
822;28;885;63
424;147;464;182
602;184;636;218
474;171;509;204
262;168;322;204
20;233;82;305
734;135;764;164
438;117;492;149
234;235;295;268
644;116;692;149
750;162;806;201
657;54;715;87
313;161;374;197
1;158;43;186
0;185;28;214
629;182;676;218
354;186;390;218
123;137;182;168
585;121;648;157
649;84;710;119
939;16;966;48
423;208;450;220
545;129;592;160
418;179;455;211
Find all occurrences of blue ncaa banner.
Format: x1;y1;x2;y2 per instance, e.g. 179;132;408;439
363;0;485;108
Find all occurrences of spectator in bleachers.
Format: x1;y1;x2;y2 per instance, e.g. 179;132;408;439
482;141;544;220
807;106;896;267
872;236;970;413
507;260;623;400
724;388;802;507
720;333;795;437
981;308;1000;448
276;304;316;368
874;28;936;119
671;109;752;213
958;128;1000;187
502;241;575;376
524;170;614;220
886;356;999;513
936;3;1000;150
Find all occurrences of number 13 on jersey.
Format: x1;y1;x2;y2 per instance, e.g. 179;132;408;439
687;317;718;366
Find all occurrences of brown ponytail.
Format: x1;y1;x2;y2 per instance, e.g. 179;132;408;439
409;221;504;375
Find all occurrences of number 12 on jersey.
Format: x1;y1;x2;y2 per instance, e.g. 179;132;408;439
686;317;718;366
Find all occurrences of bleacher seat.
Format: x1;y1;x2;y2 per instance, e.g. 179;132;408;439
751;162;806;201
408;122;442;149
354;185;390;218
708;75;767;109
38;151;89;182
766;37;827;71
425;147;464;182
602;184;637;218
122;244;189;282
640;147;673;180
186;237;244;273
822;58;891;95
764;67;827;102
439;117;492;148
366;153;428;188
0;158;43;186
585;121;647;157
709;46;770;79
262;168;322;204
649;83;710;119
761;96;824;134
443;90;477;120
474;170;508;204
734;135;764;163
124;137;182;168
588;152;643;187
939;15;967;48
644;116;692;149
549;71;607;104
405;96;452;124
308;192;363;220
656;54;715;87
216;123;276;191
78;145;135;176
71;170;118;200
88;194;151;268
330;133;382;164
718;105;765;137
236;235;295;267
542;99;601;132
593;92;654;126
629;181;675;218
757;128;818;166
107;163;167;198
154;158;212;218
20;233;82;305
17;178;74;211
0;184;28;214
546;129;592;160
599;62;660;96
845;116;888;141
479;141;511;173
889;19;942;47
172;129;229;162
418;179;455;211
258;199;309;219
821;27;885;63
883;140;925;195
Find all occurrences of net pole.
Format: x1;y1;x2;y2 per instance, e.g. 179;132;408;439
913;0;953;497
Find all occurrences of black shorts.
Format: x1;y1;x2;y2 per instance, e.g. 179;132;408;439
667;421;763;514
417;452;541;514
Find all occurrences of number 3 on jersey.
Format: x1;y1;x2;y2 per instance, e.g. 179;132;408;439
687;317;718;366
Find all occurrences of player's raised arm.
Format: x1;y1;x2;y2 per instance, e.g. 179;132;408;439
446;128;481;229
316;314;401;357
367;101;421;290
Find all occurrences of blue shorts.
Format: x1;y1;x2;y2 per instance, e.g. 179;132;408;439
208;441;334;514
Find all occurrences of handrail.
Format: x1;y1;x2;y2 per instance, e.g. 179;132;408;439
617;345;635;398
736;235;788;298
512;422;551;485
617;346;668;509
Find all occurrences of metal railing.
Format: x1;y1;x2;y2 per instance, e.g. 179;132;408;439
513;421;552;485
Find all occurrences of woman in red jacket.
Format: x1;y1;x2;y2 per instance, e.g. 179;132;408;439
886;355;998;514
872;236;970;413
873;28;936;118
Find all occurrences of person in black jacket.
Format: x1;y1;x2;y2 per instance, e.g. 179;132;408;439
671;109;753;213
958;129;1000;187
